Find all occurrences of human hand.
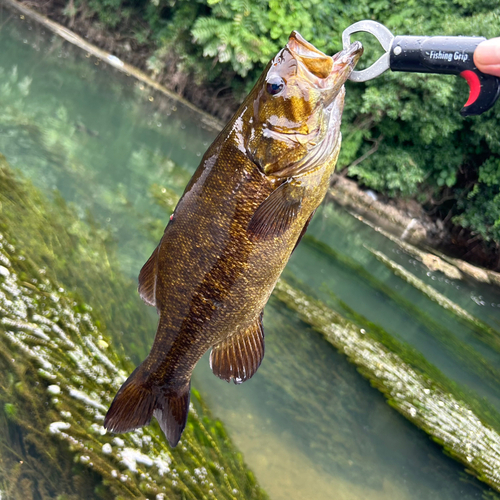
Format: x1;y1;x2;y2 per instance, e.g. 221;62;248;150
474;37;500;77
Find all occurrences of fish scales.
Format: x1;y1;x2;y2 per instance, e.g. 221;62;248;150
104;31;362;446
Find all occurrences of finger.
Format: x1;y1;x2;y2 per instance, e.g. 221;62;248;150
474;37;500;77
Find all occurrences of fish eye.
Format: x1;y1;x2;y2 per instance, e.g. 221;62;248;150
266;76;285;96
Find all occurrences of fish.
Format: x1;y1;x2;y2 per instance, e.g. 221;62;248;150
104;31;363;447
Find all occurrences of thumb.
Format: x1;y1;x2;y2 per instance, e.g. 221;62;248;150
474;38;500;77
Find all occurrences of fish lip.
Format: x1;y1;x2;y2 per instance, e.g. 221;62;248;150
332;41;364;64
319;41;363;106
330;41;363;77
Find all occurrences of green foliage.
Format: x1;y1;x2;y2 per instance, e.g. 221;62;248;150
455;157;500;242
64;0;500;246
191;0;275;77
76;0;137;28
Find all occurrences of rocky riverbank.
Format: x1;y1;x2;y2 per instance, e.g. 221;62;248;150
331;176;500;285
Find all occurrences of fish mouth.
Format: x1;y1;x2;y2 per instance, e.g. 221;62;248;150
287;31;363;93
260;34;362;145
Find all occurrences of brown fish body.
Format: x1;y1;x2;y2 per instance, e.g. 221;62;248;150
104;32;362;446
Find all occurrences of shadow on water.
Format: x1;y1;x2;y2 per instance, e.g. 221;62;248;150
1;7;500;499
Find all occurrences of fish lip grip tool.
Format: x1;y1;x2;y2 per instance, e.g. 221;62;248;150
342;20;500;116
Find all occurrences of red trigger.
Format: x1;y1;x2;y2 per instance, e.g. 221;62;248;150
460;70;481;107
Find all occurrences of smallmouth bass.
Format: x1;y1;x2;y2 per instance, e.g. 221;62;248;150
104;32;362;446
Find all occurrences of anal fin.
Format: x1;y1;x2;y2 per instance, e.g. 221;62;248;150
210;313;265;384
138;244;160;307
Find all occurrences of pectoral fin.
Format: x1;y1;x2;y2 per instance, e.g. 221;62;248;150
138;244;160;307
210;313;265;384
292;208;316;253
247;180;304;241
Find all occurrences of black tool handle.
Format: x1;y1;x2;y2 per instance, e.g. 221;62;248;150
390;35;500;116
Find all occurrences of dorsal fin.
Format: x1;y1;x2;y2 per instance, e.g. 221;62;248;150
138;244;160;307
247;180;304;241
210;313;265;384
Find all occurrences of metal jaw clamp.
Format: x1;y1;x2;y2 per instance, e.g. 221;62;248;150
342;21;394;82
341;20;500;116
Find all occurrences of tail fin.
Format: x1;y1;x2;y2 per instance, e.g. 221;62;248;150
104;366;157;433
104;365;191;447
154;383;190;447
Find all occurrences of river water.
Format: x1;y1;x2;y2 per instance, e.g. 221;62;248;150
1;7;499;499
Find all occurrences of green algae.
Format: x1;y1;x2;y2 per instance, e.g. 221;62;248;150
0;155;155;361
273;278;500;494
0;159;267;499
301;235;500;408
366;245;500;351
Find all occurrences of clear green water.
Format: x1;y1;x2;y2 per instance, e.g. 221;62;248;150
1;8;500;499
288;211;500;412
